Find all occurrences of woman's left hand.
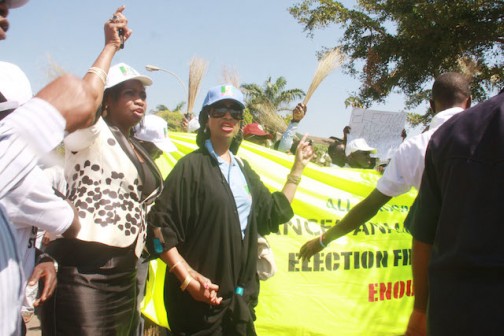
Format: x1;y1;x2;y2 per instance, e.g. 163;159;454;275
293;134;315;170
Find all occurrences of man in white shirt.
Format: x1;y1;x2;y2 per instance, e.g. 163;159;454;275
298;72;471;261
0;2;130;334
0;61;77;327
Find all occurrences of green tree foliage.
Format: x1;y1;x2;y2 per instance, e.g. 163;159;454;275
241;76;305;113
150;102;187;132
156;104;169;112
289;0;504;125
172;102;186;113
157;111;185;132
241;76;305;132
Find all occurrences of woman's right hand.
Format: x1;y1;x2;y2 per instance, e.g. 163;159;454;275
186;270;223;306
292;134;315;172
104;5;132;50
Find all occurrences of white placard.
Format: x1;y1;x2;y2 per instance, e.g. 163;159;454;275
348;108;407;161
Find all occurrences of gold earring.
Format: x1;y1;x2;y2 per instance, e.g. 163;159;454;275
102;106;108;118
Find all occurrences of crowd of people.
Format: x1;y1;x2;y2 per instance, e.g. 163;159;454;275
2;1;504;336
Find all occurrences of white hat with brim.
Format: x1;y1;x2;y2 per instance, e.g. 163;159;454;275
6;0;29;9
133;114;177;153
150;137;177;153
187;118;200;133
345;138;377;156
106;63;152;89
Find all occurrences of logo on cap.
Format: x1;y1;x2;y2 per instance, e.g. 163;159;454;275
221;85;234;97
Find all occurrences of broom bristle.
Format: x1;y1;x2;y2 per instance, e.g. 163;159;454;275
187;56;209;113
255;102;288;134
221;66;241;88
45;54;67;80
303;48;345;105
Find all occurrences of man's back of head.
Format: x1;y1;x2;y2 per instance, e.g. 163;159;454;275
431;72;471;112
328;141;346;167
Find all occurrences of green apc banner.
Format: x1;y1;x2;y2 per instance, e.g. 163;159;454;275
141;133;416;336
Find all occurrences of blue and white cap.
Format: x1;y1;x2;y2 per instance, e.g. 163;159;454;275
202;84;245;109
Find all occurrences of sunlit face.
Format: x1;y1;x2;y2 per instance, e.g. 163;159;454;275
207;100;243;141
348;150;373;169
292;103;306;121
105;79;147;133
0;3;10;40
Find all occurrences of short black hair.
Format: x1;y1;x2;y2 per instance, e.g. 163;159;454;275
432;72;471;106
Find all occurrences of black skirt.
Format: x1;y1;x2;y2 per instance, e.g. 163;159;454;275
40;239;139;336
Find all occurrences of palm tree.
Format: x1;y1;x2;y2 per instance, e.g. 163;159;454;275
241;77;305;133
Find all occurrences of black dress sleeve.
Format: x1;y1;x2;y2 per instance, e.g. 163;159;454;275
146;156;194;252
242;159;294;236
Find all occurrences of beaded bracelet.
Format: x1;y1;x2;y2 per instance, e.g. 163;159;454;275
87;67;108;85
286;174;301;185
319;234;327;248
180;275;193;291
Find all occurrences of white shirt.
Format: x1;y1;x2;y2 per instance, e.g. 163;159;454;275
376;107;464;197
0;98;65;199
0;97;66;336
0;207;23;336
0;165;73;286
0;98;69;278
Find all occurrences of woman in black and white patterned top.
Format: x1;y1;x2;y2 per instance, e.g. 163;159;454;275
41;62;163;335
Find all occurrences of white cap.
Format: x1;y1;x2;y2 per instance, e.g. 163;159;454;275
6;0;29;9
133;114;177;153
106;63;152;89
187;117;200;133
0;61;32;112
345;138;377;156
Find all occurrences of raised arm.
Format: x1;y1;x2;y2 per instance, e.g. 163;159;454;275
36;6;131;133
281;133;314;202
277;103;307;153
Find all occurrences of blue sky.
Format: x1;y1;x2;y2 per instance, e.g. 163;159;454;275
3;0;424;138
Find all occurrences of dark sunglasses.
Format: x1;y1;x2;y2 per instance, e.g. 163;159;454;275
209;107;244;121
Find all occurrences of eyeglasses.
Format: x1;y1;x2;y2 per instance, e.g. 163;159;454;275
209;107;244;121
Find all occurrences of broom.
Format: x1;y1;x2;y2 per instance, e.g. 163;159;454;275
221;65;241;89
303;47;345;105
186;56;208;115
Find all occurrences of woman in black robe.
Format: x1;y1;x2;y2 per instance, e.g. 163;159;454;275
148;84;313;335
